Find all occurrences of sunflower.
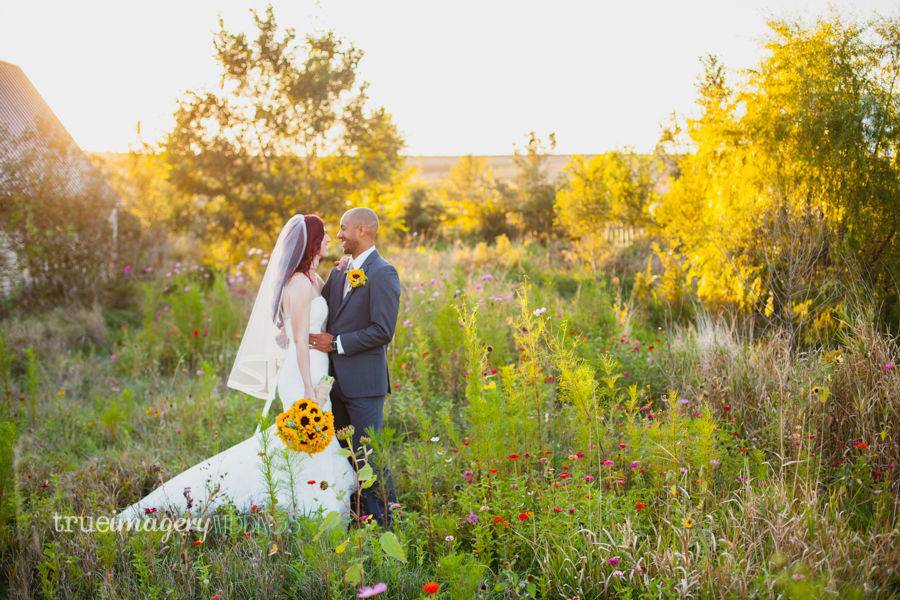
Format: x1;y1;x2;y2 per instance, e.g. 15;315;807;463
347;269;368;288
276;398;335;454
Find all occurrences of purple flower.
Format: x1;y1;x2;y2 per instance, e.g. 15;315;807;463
608;556;621;567
357;582;387;598
630;461;640;469
481;273;495;281
583;475;595;482
710;459;720;467
110;353;118;362
466;511;479;524
463;470;474;483
602;460;615;467
679;398;689;405
885;361;895;371
533;307;547;317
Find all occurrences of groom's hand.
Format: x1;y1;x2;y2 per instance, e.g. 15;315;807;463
309;332;334;353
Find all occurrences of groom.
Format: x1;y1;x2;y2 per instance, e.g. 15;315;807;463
308;207;400;527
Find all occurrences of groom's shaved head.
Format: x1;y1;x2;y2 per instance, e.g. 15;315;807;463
338;207;379;257
344;207;379;236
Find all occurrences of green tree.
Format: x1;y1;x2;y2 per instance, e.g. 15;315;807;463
438;156;511;241
164;5;405;263
554;150;659;270
511;131;561;242
0;120;141;309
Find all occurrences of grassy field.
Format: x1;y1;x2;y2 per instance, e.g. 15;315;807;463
0;240;897;599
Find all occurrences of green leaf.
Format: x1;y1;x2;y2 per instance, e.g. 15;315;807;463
344;562;363;585
335;448;352;458
313;510;343;541
357;463;374;482
361;474;378;489
378;531;407;563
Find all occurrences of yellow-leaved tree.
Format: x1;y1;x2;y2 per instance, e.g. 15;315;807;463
653;14;899;346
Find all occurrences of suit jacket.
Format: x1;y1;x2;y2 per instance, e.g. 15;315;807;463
323;249;401;399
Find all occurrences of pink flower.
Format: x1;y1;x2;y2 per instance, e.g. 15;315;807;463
630;461;640;469
110;353;118;362
583;475;595;482
885;361;895;371
602;460;614;467
357;582;387;598
608;556;621;567
123;264;132;274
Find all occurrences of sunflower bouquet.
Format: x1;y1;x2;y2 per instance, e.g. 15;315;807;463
275;376;335;454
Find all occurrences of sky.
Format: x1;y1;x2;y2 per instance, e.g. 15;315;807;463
0;1;895;155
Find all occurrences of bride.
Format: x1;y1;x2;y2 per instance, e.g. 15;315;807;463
117;214;357;522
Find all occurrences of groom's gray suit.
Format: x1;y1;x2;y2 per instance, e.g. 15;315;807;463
322;248;400;524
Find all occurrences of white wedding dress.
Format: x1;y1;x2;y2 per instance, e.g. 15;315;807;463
117;295;357;521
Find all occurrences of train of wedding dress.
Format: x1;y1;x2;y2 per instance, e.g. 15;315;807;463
116;295;357;522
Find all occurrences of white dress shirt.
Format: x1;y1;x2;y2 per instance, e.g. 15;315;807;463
335;245;376;354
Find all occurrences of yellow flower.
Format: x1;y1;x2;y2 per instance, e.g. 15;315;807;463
763;292;774;318
347;269;368;288
276;398;334;454
56;388;65;398
682;517;694;529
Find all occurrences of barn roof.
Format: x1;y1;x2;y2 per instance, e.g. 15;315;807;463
0;59;120;202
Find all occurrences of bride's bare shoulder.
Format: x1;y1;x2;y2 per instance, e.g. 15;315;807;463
284;274;314;302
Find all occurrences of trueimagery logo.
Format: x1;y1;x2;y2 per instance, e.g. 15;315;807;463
53;514;210;544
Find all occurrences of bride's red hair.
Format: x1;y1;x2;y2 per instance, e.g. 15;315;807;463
297;214;325;275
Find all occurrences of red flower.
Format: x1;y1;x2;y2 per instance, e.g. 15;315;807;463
463;440;471;446
517;512;530;521
553;506;563;513
193;328;200;337
488;468;498;474
853;441;869;450
723;404;732;412
307;480;317;485
144;506;157;514
422;582;440;594
193;539;203;547
634;501;647;511
559;472;570;479
212;595;222;599
508;453;520;460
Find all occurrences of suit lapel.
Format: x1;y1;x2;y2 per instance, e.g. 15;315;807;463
333;249;379;322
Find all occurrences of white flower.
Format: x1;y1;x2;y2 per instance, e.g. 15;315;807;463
533;307;547;316
430;436;440;443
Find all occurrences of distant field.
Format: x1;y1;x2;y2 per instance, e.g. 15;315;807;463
404;154;597;184
94;153;597;186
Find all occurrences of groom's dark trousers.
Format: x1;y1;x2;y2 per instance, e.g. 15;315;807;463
322;248;400;527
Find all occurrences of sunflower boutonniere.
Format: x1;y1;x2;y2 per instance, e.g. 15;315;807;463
347;268;368;289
